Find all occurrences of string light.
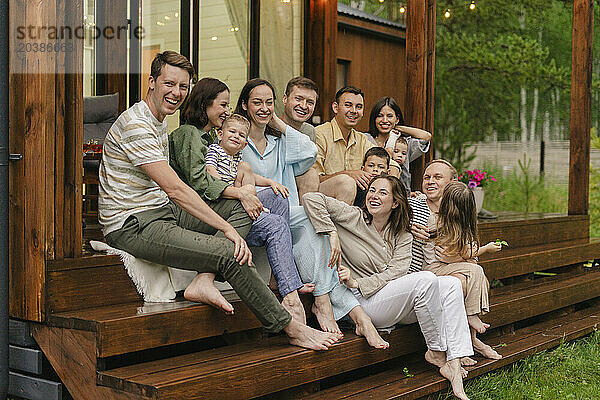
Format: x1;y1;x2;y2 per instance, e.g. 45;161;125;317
444;9;451;18
399;5;406;14
469;1;476;10
379;0;385;3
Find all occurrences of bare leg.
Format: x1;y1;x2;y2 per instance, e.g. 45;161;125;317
425;350;468;378
318;174;357;206
440;359;470;400
312;294;342;334
284;318;343;350
184;273;234;314
348;306;389;349
467;314;490;334
281;290;307;325
295;168;319;204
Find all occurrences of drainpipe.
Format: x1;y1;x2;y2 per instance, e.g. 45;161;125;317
0;0;10;398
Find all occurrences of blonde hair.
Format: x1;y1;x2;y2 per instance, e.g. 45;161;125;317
222;113;250;132
435;181;479;259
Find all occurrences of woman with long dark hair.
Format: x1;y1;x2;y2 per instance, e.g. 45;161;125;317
236;78;389;349
303;174;473;400
169;77;318;330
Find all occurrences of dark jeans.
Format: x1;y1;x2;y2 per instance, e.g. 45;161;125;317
105;199;292;333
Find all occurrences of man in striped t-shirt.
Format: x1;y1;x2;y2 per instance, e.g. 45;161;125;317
408;159;458;272
99;51;340;351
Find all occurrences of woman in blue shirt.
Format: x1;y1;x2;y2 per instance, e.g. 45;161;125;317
235;78;388;349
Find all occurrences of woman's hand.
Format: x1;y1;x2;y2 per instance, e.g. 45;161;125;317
223;225;253;266
328;231;342;269
268;180;289;198
338;265;358;288
238;184;263;220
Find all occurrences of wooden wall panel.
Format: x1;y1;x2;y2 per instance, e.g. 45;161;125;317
336;20;406;133
306;0;337;124
569;0;594;215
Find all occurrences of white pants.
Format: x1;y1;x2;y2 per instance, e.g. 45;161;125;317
353;271;473;361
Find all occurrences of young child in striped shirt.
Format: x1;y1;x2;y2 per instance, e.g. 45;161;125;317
206;114;289;197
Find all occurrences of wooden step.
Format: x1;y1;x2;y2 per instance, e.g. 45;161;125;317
480;239;600;281
48;292;262;358
478;212;589;249
95;269;600;399
305;302;600;400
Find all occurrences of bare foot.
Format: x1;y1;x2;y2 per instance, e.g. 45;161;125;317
461;356;477;366
184;273;234;314
299;283;315;294
351;308;389;349
284;319;342;350
425;349;446;368
473;337;502;360
467;315;489;334
282;290;307;325
312;294;342;334
440;359;470;400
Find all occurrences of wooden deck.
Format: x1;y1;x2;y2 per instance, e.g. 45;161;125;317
20;212;600;399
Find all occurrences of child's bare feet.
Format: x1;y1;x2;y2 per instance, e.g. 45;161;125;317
282;290;307;325
312;294;342;334
473;337;502;360
467;314;489;334
184;273;234;314
299;283;315;294
284;319;342;350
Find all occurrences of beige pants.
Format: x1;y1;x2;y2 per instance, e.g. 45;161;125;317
424;261;490;316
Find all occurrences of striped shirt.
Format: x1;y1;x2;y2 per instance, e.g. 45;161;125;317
408;196;431;273
205;143;242;185
98;101;170;235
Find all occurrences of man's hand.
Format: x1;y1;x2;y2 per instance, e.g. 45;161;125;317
345;170;374;190
238;184;263;220
338;265;358;288
411;222;430;241
223;226;253;266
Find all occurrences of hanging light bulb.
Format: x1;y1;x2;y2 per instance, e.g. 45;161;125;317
469;1;476;10
399;5;406;14
444;9;451;18
379;0;385;3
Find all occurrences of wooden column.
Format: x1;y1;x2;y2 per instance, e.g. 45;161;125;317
306;0;337;123
568;0;594;215
406;0;434;191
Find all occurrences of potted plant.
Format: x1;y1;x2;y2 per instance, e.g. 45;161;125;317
458;169;497;213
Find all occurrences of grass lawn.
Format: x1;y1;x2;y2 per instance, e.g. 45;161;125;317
434;330;600;400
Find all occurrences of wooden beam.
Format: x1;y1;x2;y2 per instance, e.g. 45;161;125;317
306;0;337;123
568;0;594;215
405;0;427;191
423;0;436;169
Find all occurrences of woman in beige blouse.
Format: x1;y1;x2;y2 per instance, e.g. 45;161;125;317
303;175;473;400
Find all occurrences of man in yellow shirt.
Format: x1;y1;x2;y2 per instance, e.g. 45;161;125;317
314;86;375;204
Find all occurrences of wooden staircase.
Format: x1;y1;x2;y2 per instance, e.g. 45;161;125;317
30;212;600;399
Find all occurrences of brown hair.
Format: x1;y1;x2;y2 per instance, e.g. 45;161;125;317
362;174;412;238
234;78;282;138
222;113;250;132
362;146;390;168
180;77;229;130
395;136;408;147
436;181;479;259
150;51;195;81
285;76;319;99
426;159;459;179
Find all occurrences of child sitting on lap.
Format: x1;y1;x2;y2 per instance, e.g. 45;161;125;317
206;114;289;197
423;180;503;364
353;147;390;207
